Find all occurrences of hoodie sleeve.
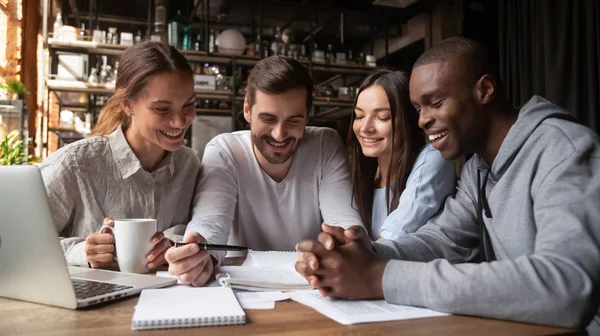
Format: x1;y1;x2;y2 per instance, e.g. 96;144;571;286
376;149;600;329
373;160;480;262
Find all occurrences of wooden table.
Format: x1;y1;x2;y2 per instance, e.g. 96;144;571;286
0;257;584;336
0;294;583;335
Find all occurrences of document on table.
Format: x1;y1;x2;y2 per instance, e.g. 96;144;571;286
288;290;449;325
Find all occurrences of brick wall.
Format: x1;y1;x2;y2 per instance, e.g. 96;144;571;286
0;0;22;90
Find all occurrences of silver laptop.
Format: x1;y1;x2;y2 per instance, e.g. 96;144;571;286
0;165;176;309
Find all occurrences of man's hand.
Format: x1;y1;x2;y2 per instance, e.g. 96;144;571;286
295;238;387;299
165;232;214;286
296;223;372;274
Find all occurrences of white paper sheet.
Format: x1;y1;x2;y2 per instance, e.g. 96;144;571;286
242;251;301;269
156;271;220;287
234;291;289;310
288;290;449;325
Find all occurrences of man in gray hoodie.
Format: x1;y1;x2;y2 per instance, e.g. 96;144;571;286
295;36;600;333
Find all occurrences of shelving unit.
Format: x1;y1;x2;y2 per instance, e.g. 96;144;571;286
40;0;387;154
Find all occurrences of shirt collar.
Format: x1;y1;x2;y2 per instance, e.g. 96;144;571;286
109;126;176;179
109;126;143;179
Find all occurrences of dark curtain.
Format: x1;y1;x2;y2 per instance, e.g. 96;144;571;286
499;0;600;133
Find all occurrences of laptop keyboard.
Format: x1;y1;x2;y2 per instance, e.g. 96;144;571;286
72;279;134;300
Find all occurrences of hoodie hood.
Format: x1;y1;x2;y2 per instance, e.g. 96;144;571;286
483;95;580;180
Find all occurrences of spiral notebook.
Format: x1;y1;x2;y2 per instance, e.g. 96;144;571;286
131;287;246;330
217;251;310;291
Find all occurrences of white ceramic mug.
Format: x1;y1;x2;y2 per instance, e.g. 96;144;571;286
99;219;157;274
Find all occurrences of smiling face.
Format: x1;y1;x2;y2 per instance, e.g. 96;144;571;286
410;62;486;160
244;88;308;165
126;71;196;153
353;85;394;159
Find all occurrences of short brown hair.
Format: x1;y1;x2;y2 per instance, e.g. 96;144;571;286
245;56;313;113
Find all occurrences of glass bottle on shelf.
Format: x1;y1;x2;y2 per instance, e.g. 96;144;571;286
88;68;98;84
135;30;143;44
357;53;366;65
254;35;261;56
194;33;202;51
271;27;282;56
326;44;335;64
281;29;291;57
214;30;220;53
168;10;192;49
300;44;307;60
99;56;109;83
263;39;270;57
347;49;353;64
53;11;63;40
208;29;216;53
107;27;118;44
108;61;119;86
79;23;87;41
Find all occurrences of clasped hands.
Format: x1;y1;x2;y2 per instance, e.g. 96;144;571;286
294;224;387;299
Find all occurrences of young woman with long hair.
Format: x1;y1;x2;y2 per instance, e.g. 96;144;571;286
348;69;456;240
40;41;200;270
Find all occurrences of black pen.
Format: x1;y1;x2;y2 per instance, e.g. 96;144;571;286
172;241;248;252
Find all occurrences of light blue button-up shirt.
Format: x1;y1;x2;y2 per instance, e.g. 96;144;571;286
370;144;456;240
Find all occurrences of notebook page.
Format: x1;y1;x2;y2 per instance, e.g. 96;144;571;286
216;266;311;288
242;251;301;269
132;287;245;329
288;290;448;325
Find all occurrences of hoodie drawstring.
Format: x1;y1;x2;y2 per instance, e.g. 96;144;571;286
477;168;496;262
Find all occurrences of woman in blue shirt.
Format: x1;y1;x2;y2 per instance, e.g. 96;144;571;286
348;69;456;240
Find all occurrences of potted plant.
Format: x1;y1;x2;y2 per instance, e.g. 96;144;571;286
0;130;34;165
0;80;29;100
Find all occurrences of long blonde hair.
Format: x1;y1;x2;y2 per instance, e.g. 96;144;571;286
91;41;193;136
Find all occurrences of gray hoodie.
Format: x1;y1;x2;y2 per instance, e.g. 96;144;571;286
375;96;600;333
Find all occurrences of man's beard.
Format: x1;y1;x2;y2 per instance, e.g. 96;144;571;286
252;134;301;164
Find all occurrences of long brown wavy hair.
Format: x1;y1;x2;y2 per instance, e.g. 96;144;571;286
90;41;193;136
348;70;425;234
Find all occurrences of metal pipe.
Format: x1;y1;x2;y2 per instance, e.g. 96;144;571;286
384;8;388;66
67;0;81;27
88;0;93;32
67;12;148;26
147;0;152;37
41;0;48;157
259;0;263;58
370;8;374;55
231;57;237;131
340;11;344;45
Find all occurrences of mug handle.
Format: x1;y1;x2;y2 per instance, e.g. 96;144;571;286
98;225;117;261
